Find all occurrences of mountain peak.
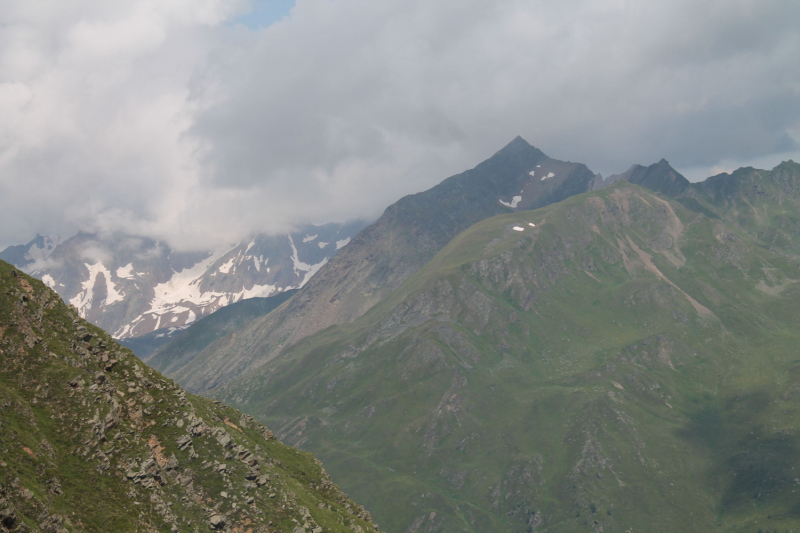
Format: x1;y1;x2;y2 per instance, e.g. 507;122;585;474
493;135;546;161
626;158;689;197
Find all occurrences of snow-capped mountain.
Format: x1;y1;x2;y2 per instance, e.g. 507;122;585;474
0;221;367;339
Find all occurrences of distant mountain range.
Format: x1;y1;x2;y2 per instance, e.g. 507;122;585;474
0;221;367;339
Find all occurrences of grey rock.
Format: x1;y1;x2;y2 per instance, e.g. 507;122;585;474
215;430;233;449
176;435;193;450
103;397;121;431
165;453;180;471
0;506;17;530
189;417;208;436
209;514;226;529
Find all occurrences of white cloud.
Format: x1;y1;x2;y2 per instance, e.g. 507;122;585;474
0;0;798;250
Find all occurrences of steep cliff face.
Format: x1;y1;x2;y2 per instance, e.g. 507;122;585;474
0;261;381;533
210;182;800;533
164;137;598;393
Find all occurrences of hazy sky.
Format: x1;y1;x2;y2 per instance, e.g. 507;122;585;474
1;0;798;250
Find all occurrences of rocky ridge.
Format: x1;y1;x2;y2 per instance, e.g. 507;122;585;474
0;260;380;533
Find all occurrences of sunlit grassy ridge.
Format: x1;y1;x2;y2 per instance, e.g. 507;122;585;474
212;179;800;533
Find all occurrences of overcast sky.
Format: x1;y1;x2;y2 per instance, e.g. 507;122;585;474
1;0;798;250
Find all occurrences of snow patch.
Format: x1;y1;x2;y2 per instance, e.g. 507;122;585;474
41;274;55;288
318;241;329;249
528;171;535;177
69;262;125;317
115;324;131;338
288;235;313;274
512;226;525;232
238;282;279;300
288;235;329;286
245;239;256;254
335;238;350;250
303;234;318;243
541;172;555;181
115;251;225;337
499;196;522;209
116;263;134;279
528;223;536;227
218;256;236;274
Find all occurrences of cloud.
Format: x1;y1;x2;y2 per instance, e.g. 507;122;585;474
1;0;799;250
79;245;113;264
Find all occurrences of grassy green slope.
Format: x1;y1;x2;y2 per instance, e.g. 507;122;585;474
0;261;381;533
692;161;800;256
211;182;800;533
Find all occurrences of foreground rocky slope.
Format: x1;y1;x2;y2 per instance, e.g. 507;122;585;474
0;261;380;533
167;137;599;392
211;179;800;533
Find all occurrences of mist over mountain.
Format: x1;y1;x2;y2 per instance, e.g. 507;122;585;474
151;137;602;392
0;220;367;340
